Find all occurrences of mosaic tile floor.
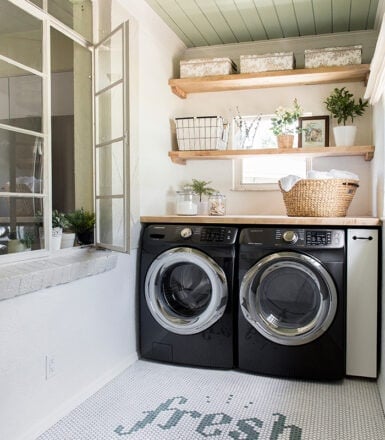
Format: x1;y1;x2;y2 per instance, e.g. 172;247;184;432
38;360;385;439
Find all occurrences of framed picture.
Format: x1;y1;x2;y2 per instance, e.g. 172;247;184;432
298;116;329;148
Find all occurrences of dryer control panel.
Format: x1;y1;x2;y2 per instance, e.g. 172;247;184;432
241;228;344;249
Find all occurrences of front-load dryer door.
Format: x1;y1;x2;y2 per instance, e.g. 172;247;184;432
240;251;337;346
145;247;228;335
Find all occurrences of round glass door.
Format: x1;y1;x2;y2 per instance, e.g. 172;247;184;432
145;247;228;335
240;252;337;346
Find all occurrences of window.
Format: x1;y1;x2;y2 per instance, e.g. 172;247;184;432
233;114;309;190
0;0;130;259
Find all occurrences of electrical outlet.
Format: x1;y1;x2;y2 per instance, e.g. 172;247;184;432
45;355;56;380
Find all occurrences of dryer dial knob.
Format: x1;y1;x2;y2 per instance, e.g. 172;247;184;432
283;230;298;244
180;227;193;239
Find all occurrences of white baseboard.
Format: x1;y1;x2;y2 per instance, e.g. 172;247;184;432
19;352;139;440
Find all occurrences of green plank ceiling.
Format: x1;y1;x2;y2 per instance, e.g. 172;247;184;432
144;0;380;47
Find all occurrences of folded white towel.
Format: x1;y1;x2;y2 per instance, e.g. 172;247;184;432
307;169;359;180
279;175;302;192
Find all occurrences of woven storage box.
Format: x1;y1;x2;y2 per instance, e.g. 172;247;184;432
175;116;229;151
180;57;237;78
304;45;362;68
240;52;295;73
279;179;359;217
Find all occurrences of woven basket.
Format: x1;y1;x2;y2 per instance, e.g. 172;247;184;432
279;178;359;217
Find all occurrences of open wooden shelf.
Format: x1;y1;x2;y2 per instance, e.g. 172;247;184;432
168;145;375;165
169;64;370;98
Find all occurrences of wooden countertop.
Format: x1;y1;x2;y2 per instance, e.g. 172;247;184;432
140;215;381;226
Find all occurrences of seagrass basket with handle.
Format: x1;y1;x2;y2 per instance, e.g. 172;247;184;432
279;178;359;217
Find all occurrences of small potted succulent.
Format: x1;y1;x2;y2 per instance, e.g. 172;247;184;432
270;98;303;148
66;208;96;245
324;87;368;146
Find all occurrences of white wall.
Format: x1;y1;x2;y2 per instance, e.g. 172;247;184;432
0;253;136;440
0;1;186;439
155;82;372;217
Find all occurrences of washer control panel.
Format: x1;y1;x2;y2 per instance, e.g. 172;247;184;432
146;224;238;245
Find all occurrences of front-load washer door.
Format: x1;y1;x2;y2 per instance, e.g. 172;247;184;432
240;251;337;346
145;247;228;335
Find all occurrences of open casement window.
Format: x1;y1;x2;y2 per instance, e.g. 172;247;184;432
94;22;130;252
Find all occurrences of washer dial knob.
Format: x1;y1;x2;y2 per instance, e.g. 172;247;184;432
283;230;298;244
180;227;193;239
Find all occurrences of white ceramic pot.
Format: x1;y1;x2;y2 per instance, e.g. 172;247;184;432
197;201;209;215
333;125;357;147
61;232;75;249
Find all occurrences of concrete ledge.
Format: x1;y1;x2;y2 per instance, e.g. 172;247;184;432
0;248;118;301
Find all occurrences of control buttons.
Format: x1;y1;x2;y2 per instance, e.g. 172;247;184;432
180;227;193;239
282;230;298;244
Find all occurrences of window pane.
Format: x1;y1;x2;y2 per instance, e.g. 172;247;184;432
0;196;43;254
241;157;307;185
96;83;123;144
95;29;123;92
0;129;44;194
27;0;43;7
96;141;124;196
48;0;93;41
51;28;93;213
96;198;124;247
0;58;42;131
0;1;42;71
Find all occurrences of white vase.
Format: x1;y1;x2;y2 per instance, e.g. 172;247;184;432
39;226;63;250
333;125;357;147
51;227;63;251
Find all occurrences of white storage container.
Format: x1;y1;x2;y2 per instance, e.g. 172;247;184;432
240;52;295;73
304;45;362;68
180;57;236;78
175;116;228;151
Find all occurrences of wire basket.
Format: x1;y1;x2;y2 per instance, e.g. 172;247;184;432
279;179;359;217
175;116;229;150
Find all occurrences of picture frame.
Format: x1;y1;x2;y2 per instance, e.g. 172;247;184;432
298;116;329;148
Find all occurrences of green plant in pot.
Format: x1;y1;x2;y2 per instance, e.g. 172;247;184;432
324;87;368;146
66;208;95;245
188;179;217;215
270;98;303;148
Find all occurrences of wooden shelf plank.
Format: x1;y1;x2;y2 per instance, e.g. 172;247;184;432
169;64;370;98
168;145;375;164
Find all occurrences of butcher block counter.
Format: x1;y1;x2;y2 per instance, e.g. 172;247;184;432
140;215;381;226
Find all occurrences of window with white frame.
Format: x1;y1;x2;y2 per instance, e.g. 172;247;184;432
0;0;129;260
233;114;309;190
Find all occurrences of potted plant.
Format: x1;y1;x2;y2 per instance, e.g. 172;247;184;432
51;209;68;250
66;208;96;245
324;87;368;146
270;98;303;148
188;179;217;215
7;230;35;253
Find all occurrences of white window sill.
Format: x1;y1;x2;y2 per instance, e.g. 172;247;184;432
0;247;118;302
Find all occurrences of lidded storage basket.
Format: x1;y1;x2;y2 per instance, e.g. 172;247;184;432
279;179;359;217
175;116;228;151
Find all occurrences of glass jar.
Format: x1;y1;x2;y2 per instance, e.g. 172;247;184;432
209;193;226;216
176;189;198;215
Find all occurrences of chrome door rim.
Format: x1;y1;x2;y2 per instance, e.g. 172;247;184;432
145;247;228;335
240;251;337;346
